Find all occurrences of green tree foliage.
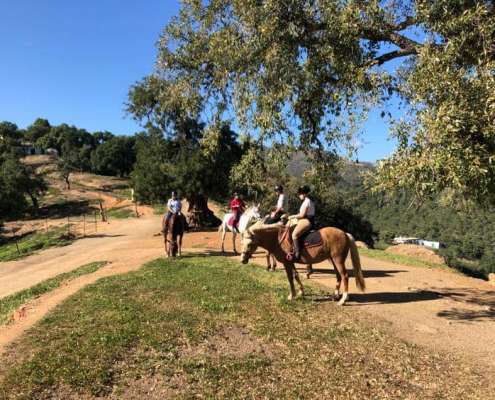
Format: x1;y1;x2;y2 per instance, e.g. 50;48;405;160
90;136;136;177
24;118;51;143
129;0;495;204
130;129;172;204
131;121;242;225
0;122;47;217
0;121;22;155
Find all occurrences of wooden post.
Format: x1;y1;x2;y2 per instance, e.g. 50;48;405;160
12;228;20;256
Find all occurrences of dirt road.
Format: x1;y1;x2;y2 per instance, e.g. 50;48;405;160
1;212;494;372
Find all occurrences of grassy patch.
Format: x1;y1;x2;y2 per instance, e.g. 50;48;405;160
152;204;166;215
113;188;133;200
360;248;450;270
0;261;107;325
106;208;134;219
0;256;488;399
0;226;74;262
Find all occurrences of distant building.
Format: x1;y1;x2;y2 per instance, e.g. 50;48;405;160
392;237;419;245
393;236;443;249
18;142;43;156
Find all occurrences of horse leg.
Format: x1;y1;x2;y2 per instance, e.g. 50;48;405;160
329;258;341;300
163;233;169;257
271;254;277;271
306;264;313;279
333;259;349;306
220;225;226;253
232;231;238;255
178;234;183;257
293;267;304;297
283;262;297;301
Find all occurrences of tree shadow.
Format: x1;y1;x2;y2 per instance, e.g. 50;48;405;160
36;200;97;219
299;266;407;279
84;234;126;239
349;290;443;305
433;287;495;322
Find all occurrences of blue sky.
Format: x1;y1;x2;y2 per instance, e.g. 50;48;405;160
0;0;399;162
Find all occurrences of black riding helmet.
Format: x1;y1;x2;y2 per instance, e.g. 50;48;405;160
297;185;311;195
274;185;283;193
171;190;178;197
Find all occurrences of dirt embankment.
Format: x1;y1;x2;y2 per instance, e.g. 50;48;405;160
386;244;445;264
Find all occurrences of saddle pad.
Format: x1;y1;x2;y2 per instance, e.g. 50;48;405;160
301;230;323;249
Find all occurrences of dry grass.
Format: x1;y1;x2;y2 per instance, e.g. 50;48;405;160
0;257;491;399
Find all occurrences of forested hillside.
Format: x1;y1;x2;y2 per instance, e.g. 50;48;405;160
340;163;495;277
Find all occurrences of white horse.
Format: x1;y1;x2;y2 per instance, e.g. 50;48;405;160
220;205;261;254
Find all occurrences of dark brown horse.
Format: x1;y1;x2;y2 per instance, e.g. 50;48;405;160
241;222;365;305
162;214;186;257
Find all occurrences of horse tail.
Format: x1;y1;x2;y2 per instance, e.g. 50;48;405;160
346;233;366;292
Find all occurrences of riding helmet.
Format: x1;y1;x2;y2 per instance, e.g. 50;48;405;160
171;190;178;196
297;185;311;195
274;185;283;192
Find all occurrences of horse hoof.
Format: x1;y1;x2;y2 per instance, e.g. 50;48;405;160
287;294;294;301
297;290;304;298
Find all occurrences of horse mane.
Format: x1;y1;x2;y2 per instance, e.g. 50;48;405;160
250;220;282;233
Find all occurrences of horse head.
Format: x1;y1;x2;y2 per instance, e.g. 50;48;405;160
241;228;259;264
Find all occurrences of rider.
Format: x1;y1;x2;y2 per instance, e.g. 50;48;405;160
164;190;182;232
289;185;315;261
229;191;245;232
269;185;288;223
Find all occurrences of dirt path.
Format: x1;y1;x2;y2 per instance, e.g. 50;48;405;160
1;214;495;374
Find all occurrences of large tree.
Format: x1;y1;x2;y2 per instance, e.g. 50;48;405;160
128;0;494;204
90;136;136;177
131;122;242;226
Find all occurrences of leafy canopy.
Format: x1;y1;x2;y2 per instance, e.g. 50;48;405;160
128;0;495;204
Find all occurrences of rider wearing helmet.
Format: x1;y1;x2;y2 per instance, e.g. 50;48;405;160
269;185;288;223
229;191;245;232
164;190;182;231
289;185;315;261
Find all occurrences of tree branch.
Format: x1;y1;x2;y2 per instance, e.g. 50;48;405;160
370;48;418;66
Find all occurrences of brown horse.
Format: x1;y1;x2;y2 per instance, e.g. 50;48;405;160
162;213;186;257
240;222;365;305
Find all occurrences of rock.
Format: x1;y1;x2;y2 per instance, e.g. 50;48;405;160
355;241;369;249
488;273;495;286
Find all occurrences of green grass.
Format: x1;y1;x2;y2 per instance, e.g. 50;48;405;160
0;256;487;399
360;248;449;270
106;208;134;219
152;204;167;215
0;261;107;325
0;226;74;262
113;188;133;200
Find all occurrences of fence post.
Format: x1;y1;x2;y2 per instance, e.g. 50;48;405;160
12;228;20;256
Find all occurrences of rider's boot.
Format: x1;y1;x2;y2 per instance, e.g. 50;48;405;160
293;239;301;262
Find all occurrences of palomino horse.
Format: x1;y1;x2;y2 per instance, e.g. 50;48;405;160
219;205;261;254
240;222;365;306
162;213;186;257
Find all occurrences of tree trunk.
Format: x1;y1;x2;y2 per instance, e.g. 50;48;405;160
28;192;39;210
186;194;221;229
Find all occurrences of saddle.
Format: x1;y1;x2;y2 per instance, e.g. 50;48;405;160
278;225;323;260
